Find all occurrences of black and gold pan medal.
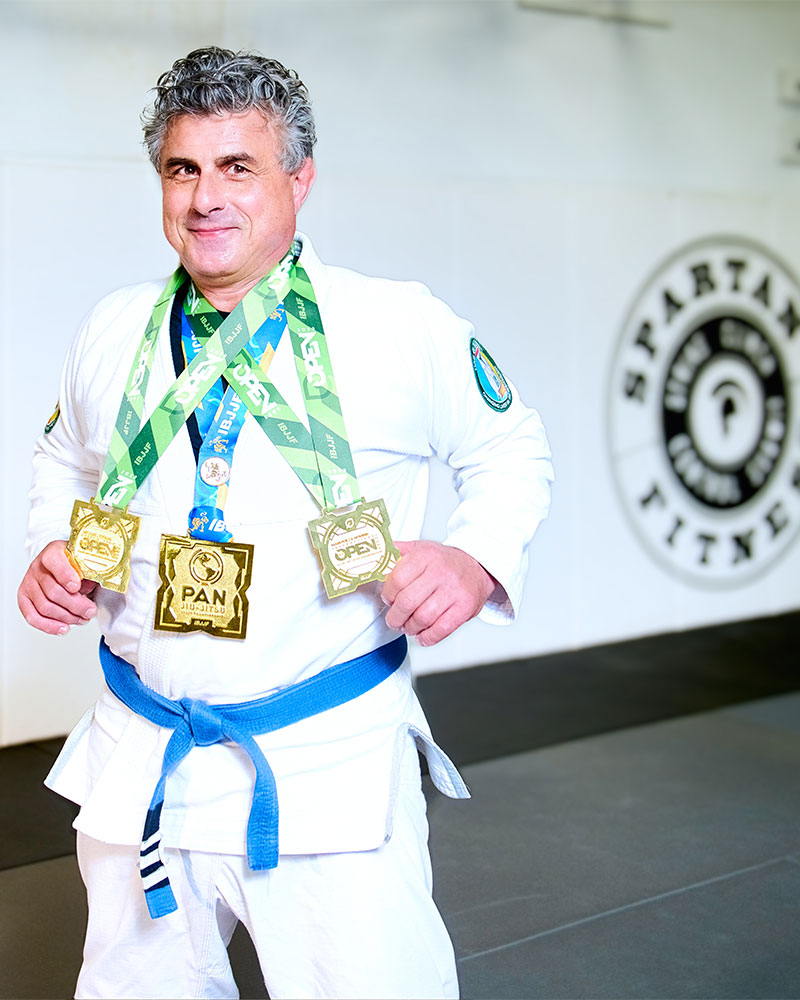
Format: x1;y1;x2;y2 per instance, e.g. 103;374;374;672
308;498;400;599
153;534;254;639
66;498;140;593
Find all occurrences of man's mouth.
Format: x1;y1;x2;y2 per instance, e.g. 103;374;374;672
188;226;236;236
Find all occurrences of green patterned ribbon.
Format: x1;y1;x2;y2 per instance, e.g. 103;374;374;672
223;260;360;511
96;244;299;509
101;268;186;480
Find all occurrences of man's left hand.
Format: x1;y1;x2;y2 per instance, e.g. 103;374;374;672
381;540;497;647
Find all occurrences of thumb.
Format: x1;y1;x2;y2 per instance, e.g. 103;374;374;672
393;539;417;558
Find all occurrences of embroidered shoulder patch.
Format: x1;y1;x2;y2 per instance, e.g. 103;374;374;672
44;401;60;434
470;338;512;412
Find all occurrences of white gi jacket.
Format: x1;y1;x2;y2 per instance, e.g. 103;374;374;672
28;235;553;858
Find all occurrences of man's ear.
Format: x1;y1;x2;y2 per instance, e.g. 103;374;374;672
293;158;317;213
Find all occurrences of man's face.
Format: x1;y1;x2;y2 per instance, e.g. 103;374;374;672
160;109;316;300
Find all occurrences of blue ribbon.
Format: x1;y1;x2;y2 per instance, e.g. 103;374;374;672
183;303;287;542
99;634;407;918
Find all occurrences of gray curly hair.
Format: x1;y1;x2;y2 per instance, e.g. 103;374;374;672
141;46;316;173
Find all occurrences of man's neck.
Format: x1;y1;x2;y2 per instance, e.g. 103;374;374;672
191;276;261;313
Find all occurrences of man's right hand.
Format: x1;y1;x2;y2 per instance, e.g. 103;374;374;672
17;540;98;636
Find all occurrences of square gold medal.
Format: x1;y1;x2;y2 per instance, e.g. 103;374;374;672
66;498;140;593
154;534;254;640
308;498;400;599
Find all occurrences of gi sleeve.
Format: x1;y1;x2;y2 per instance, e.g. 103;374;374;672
414;289;554;625
26;306;110;561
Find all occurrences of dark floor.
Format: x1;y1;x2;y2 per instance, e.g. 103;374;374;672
1;611;798;999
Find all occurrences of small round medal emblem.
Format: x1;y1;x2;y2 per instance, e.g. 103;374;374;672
200;457;231;487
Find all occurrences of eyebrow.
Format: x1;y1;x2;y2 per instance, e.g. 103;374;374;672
217;153;257;167
162;152;258;171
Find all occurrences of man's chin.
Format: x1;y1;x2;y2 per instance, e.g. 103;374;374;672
181;258;240;286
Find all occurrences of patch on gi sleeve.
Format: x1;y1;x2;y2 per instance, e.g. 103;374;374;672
469;338;512;412
44;401;60;434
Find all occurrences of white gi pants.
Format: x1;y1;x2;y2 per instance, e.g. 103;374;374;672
74;756;459;999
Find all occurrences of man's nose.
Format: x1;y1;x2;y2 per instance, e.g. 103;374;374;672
190;170;226;215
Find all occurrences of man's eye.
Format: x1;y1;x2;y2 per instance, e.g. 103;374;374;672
231;163;249;175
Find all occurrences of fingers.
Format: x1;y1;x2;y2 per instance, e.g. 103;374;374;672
415;604;470;647
388;581;477;646
31;573;96;620
40;542;81;595
18;575;96;630
381;540;495;647
384;569;439;632
17;541;97;635
17;591;72;636
391;592;465;646
39;549;97;618
381;540;422;607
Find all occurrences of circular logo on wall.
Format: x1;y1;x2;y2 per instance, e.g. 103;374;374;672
608;236;800;588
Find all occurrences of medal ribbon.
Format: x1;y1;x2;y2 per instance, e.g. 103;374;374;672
96;242;300;510
102;268;187;478
181;299;287;541
221;261;361;511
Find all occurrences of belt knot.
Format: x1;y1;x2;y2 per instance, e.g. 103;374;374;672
180;697;225;746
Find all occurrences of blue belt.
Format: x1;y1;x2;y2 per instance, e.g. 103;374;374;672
99;635;407;919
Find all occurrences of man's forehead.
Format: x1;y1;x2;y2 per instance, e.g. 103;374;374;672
162;109;277;156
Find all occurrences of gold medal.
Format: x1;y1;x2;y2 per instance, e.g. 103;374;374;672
308;498;400;599
66;498;140;593
153;534;254;639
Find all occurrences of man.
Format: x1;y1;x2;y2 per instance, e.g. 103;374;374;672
18;47;552;1000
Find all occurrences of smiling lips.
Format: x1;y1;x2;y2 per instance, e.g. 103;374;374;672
188;225;238;237
185;212;241;238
